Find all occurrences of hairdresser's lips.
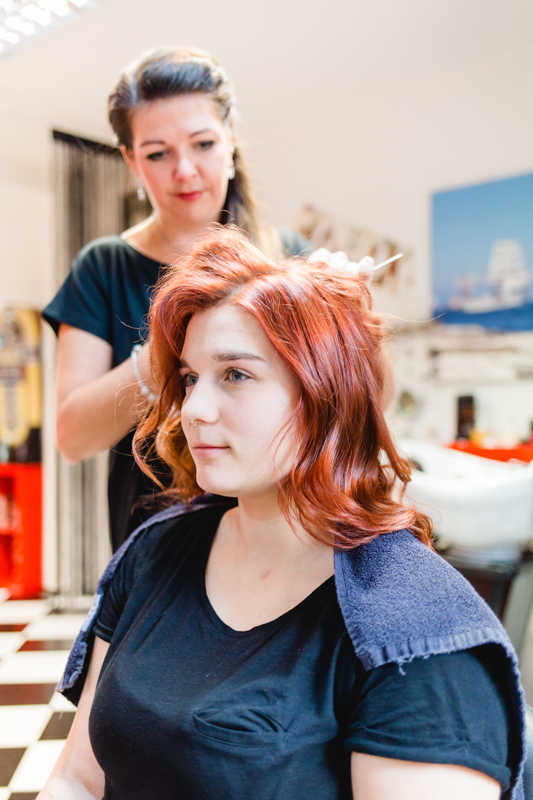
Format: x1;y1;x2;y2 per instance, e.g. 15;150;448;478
177;190;204;202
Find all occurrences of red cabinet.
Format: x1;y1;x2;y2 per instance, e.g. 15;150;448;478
0;462;42;598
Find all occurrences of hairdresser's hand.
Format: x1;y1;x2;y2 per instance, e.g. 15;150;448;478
309;248;375;286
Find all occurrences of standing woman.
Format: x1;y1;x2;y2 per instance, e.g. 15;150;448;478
42;47;312;551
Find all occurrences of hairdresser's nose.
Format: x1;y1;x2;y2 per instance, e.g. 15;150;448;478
174;149;199;182
181;378;220;429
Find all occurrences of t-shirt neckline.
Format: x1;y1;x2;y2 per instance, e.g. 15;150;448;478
195;517;335;639
118;235;174;268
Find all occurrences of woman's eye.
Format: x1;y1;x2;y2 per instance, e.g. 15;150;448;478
181;374;198;388
227;369;249;383
196;140;215;151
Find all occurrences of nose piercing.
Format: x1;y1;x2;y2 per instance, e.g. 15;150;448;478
188;420;197;427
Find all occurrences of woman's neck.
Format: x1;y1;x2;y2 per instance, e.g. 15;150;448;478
222;493;332;574
206;494;334;631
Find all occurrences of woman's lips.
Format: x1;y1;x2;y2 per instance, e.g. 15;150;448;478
177;191;204;202
192;444;228;456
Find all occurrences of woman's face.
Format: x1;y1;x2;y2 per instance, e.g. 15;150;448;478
123;93;233;229
179;303;300;502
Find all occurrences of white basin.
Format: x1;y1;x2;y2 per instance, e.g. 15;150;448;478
398;438;533;560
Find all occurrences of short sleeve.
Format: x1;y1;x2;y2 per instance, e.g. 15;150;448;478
42;240;113;342
346;645;512;791
92;526;157;643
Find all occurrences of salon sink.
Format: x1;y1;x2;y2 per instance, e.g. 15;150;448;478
398;438;533;562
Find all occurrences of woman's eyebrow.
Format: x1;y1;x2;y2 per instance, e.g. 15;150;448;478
214;352;266;363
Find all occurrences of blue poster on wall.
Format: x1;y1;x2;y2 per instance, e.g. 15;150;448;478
432;172;533;330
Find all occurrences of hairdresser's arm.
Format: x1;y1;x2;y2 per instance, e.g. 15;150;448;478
351;753;501;800
37;637;109;799
56;324;155;462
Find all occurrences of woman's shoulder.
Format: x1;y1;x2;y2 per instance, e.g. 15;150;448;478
115;496;234;570
334;529;512;669
100;496;235;593
58;496;234;704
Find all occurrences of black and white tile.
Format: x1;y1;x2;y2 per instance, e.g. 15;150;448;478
0;595;86;797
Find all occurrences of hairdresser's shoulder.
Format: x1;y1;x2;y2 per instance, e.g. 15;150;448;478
72;235;133;271
278;228;314;257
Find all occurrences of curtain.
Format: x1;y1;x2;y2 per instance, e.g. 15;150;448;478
52;130;138;600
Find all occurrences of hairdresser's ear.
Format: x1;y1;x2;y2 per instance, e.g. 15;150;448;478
120;145;136;173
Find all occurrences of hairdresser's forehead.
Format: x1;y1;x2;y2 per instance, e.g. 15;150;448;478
131;93;225;143
181;304;276;362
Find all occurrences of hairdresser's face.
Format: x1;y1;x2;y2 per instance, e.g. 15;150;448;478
123;93;232;230
180;304;300;502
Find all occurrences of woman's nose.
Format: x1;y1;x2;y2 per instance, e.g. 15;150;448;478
182;381;219;426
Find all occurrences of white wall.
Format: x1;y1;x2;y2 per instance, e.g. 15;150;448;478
251;44;533;322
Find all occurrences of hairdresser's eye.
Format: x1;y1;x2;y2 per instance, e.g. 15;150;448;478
181;373;198;389
195;140;215;151
226;368;249;383
146;150;167;161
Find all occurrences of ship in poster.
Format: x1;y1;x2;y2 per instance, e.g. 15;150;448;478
450;240;528;312
440;239;533;330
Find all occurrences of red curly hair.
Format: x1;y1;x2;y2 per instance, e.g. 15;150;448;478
133;225;432;549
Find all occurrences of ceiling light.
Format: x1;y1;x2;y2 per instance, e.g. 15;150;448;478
5;14;35;34
0;0;99;55
37;0;68;16
0;28;19;43
20;3;52;25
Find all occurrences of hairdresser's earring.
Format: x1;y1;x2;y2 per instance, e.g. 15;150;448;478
137;178;146;201
227;147;235;181
188;420;197;428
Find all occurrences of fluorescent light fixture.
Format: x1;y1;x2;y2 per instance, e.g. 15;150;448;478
0;27;19;43
5;14;35;34
0;0;99;56
37;0;68;16
21;2;52;24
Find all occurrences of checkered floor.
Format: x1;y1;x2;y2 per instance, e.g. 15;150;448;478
0;592;88;797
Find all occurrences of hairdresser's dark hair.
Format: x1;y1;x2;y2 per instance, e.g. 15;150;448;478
108;47;265;246
133;226;433;551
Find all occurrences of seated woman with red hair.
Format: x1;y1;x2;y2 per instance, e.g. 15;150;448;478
39;227;524;800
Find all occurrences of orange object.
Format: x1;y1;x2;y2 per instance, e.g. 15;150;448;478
449;440;533;464
0;462;42;598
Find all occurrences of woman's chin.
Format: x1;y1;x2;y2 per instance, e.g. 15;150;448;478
195;476;238;498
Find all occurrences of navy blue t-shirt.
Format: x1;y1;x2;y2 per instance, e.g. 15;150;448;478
89;505;512;799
